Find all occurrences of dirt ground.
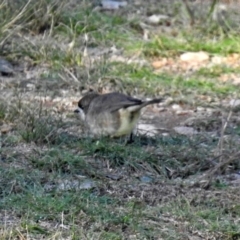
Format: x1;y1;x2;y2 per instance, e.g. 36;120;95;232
1;0;240;239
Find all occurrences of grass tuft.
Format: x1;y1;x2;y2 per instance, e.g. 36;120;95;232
1;0;240;239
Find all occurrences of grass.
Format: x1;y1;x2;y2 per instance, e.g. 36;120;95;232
2;161;239;239
1;0;240;239
101;62;239;100
124;34;240;58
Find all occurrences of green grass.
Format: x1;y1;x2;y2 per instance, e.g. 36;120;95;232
0;102;6;120
2;160;238;239
156;196;240;239
140;34;240;57
1;129;240;239
1;0;240;239
196;65;240;78
102;62;240;99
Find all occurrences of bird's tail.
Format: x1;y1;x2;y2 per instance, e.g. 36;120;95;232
127;98;164;112
142;98;164;107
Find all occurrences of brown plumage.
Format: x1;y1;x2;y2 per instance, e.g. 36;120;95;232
74;91;163;138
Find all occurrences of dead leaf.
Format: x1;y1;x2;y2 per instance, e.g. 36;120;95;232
151;58;168;69
1;124;12;134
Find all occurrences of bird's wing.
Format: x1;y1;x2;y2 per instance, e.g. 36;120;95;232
100;93;143;112
87;92;142;113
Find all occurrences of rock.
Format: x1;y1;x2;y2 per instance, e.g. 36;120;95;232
176;110;193;116
151;58;168;69
0;58;13;76
1;124;12;134
180;51;209;63
140;176;153;183
137;123;158;136
26;83;36;90
188;236;204;240
147;14;169;25
173;126;198;136
229;99;240;107
79;180;96;190
106;173;122;180
171;104;182;111
100;0;127;10
196;106;205;112
211;56;225;64
110;55;148;66
56;179;96;191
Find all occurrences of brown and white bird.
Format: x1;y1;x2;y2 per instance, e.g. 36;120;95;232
74;91;163;139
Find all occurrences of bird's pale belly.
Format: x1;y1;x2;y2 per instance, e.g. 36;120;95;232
113;109;140;137
87;109;141;137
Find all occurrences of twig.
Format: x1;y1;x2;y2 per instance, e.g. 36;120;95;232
181;0;195;26
197;108;234;188
217;110;232;162
60;66;80;83
203;151;240;186
207;0;219;20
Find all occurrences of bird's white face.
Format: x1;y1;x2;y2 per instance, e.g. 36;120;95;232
74;107;86;121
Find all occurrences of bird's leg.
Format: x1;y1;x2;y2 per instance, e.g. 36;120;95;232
125;132;134;145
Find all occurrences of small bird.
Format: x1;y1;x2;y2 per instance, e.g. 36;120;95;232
74;91;163;139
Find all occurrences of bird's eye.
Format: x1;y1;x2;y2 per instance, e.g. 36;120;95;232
78;102;83;109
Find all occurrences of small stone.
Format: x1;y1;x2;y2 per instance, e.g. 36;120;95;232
26;83;36;90
137;124;158;136
196;106;205;112
172;104;182;111
229;99;240;107
211;56;225;64
180;52;209;63
106;173;122;180
176;110;193;116
173;126;198;135
147;14;169;25
151;58;168;69
140;176;153;183
0;58;13;76
79;180;96;190
1;124;12;134
100;0;127;10
57;179;95;191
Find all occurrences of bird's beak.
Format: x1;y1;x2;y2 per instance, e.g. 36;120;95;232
74;107;85;121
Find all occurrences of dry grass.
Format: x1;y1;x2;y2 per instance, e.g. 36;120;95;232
1;0;240;239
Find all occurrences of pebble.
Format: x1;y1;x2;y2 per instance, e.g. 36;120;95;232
100;0;127;10
180;52;209;63
173;126;198;136
0;58;13;75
